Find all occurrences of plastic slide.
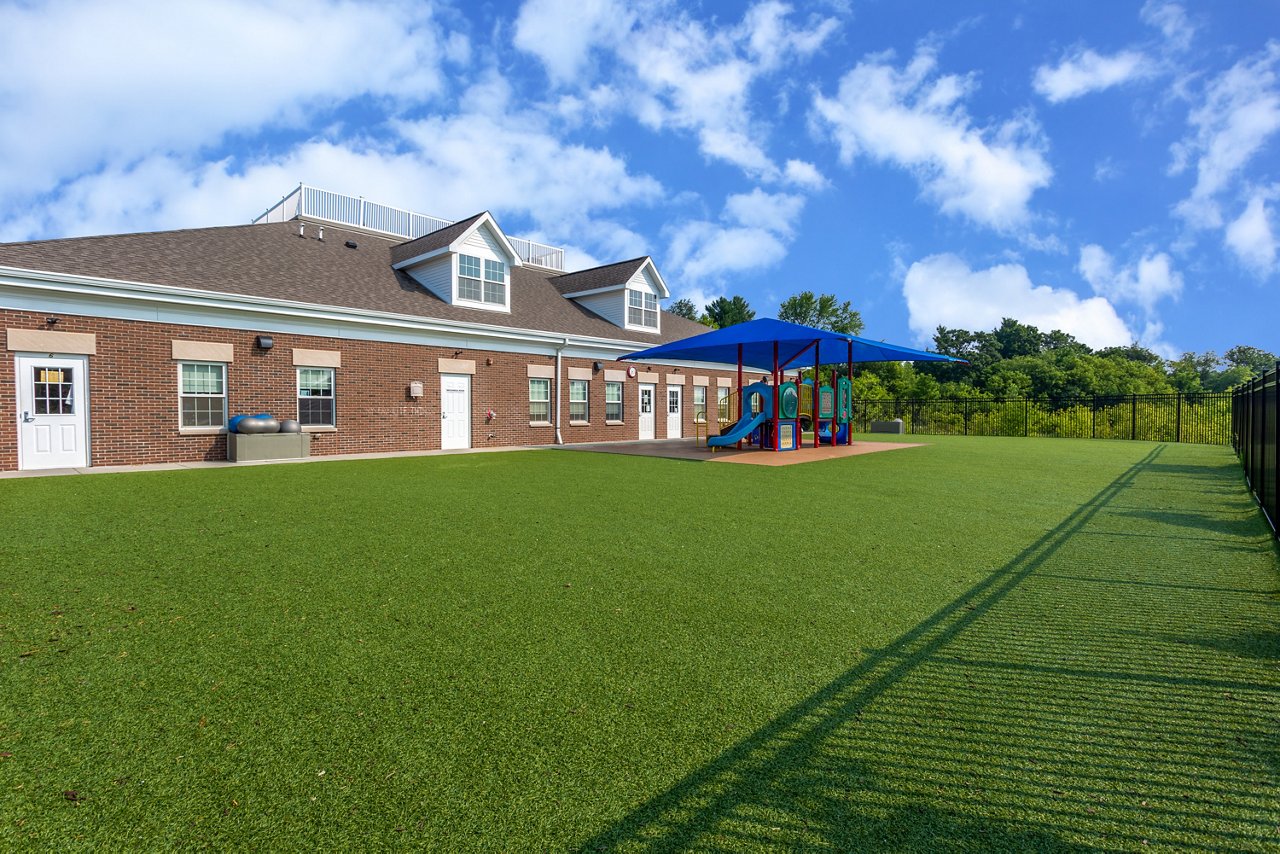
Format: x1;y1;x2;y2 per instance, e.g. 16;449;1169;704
708;409;769;448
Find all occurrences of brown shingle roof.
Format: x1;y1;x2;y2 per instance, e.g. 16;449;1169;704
0;221;710;345
550;257;649;295
388;213;486;266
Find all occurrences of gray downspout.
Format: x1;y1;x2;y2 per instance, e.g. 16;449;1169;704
555;339;566;445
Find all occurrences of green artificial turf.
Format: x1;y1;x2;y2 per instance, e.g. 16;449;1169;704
0;436;1276;850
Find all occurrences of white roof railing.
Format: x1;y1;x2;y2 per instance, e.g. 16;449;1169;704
252;183;566;271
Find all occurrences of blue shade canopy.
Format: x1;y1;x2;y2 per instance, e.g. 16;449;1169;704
621;318;963;371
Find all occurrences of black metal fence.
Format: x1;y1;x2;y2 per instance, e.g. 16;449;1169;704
852;393;1233;445
1233;366;1278;537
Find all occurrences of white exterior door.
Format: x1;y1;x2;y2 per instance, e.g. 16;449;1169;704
16;354;89;469
666;386;682;438
440;374;471;450
638;383;655;440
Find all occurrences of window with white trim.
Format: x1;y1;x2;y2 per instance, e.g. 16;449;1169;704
605;381;623;421
297;367;335;427
484;259;506;304
178;362;226;428
458;254;483;301
458;254;507;307
694;385;707;422
716;386;730;421
569;379;589;422
529;378;551;423
627;289;658;328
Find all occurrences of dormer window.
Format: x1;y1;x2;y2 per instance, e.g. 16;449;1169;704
628;290;658;329
457;254;507;308
484;259;506;304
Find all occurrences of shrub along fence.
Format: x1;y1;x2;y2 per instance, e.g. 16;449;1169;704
852;393;1233;445
1233;365;1278;537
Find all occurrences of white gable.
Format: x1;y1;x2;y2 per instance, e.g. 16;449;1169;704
627;264;663;296
460;221;515;265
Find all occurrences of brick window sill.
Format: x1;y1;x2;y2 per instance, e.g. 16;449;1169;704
179;426;226;436
529;421;553;428
302;425;337;433
569;420;590;427
605;420;625;426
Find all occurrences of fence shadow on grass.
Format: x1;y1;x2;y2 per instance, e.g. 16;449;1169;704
579;446;1280;851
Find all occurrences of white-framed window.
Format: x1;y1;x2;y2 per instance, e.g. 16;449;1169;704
569;379;589;422
458;254;483;301
627;290;658;328
484;259;506;304
716;386;731;421
529;378;551;423
297;367;335;427
694;385;707;422
605;381;623;422
458;254;507;307
178;361;226;429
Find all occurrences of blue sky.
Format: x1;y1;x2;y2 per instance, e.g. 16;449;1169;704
0;0;1275;357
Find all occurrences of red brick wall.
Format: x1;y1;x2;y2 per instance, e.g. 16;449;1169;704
1;309;743;469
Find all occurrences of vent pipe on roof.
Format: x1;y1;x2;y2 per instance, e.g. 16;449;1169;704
298;222;305;238
318;226;324;241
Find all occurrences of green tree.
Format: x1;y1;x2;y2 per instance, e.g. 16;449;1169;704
1224;345;1277;377
776;291;864;335
993;318;1043;359
704;295;755;328
668;298;700;320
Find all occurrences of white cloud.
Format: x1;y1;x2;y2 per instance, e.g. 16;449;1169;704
1225;192;1278;276
902;253;1133;349
0;0;454;200
665;189;806;284
812;46;1052;232
1171;41;1280;229
783;159;828;190
516;0;839;180
723;189;806;236
1033;49;1153;103
1141;1;1194;52
512;0;638;84
1;75;665;251
1078;244;1183;313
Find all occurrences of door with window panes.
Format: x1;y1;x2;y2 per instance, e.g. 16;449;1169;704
16;354;89;469
666;386;682;438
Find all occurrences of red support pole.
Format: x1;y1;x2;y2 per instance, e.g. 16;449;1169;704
847;341;854;445
736;343;744;450
772;340;780;451
813;341;820;448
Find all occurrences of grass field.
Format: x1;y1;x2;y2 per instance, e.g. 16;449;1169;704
1;435;1277;850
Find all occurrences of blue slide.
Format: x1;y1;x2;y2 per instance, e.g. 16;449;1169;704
708;409;768;448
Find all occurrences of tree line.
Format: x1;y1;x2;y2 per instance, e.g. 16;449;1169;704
668;293;1275;400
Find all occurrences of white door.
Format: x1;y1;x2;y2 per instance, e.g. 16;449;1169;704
16;354;89;469
440;374;471;450
666;386;682;438
638;383;655;440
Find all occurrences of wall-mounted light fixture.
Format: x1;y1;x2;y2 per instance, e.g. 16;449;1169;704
593;361;603;372
409;381;424;398
486;357;494;366
255;335;274;350
45;317;59;325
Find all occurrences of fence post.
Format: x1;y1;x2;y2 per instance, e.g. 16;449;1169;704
1131;394;1137;440
964;399;969;436
1024;398;1030;437
1092;396;1097;439
1176;393;1182;442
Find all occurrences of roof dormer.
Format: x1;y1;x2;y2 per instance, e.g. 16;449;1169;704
391;212;522;313
552;256;670;334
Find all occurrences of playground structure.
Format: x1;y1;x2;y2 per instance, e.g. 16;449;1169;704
708;377;853;452
623;318;964;454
